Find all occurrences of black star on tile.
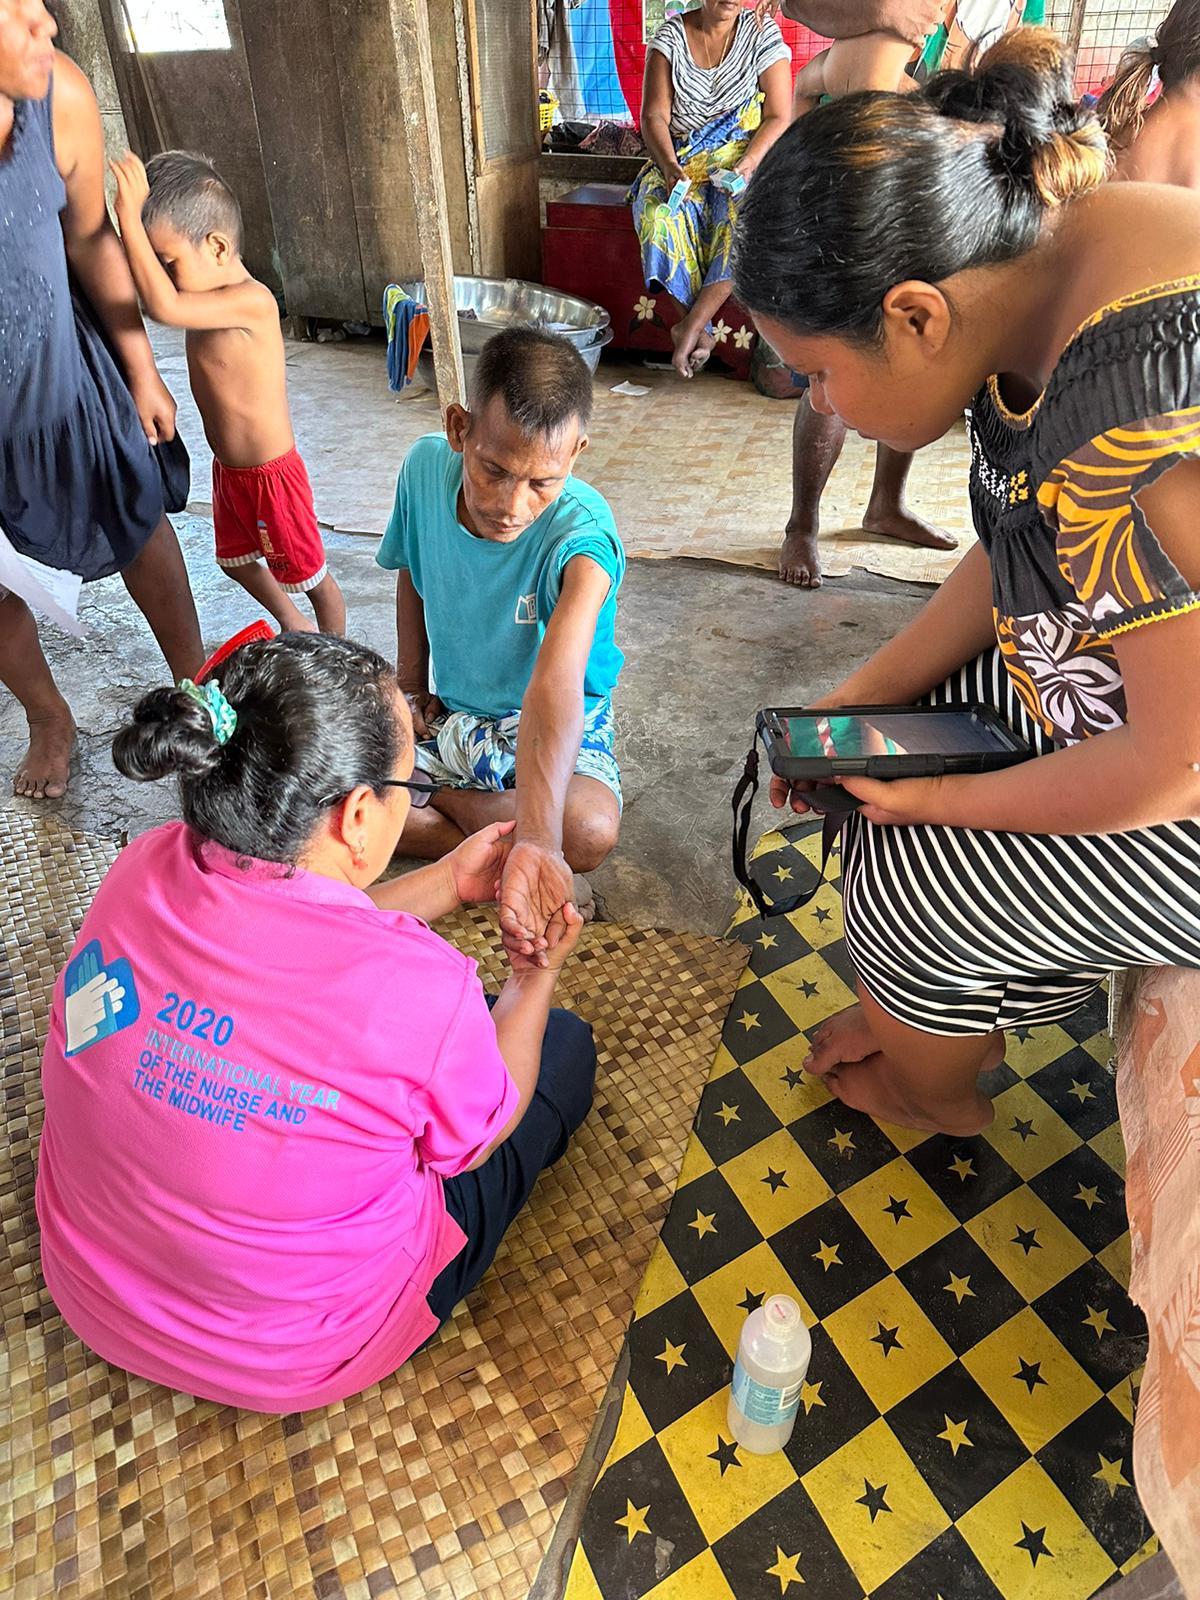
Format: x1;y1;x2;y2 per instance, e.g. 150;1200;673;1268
1014;1358;1048;1395
1015;1522;1052;1566
870;1321;903;1357
738;1288;765;1314
762;1167;789;1193
1014;1027;1033;1043
1012;1225;1041;1255
883;1195;911;1224
799;980;819;999
1010;1117;1037;1142
856;1480;891;1522
708;1435;741;1476
814;907;832;924
781;1067;805;1089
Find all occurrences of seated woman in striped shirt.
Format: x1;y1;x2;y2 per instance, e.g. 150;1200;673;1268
633;0;792;379
734;29;1200;1135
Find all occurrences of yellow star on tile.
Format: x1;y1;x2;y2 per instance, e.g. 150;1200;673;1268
828;1128;855;1155
757;933;778;950
813;1239;841;1270
737;1011;761;1031
1093;1453;1131;1495
1069;1078;1096;1103
656;1339;687;1375
689;1209;717;1239
943;1272;976;1305
800;1379;825;1414
614;1498;651;1543
1075;1183;1103;1210
715;1102;741;1126
937;1415;973;1456
765;1546;804;1594
773;865;793;882
948;1154;976;1181
1083;1304;1115;1339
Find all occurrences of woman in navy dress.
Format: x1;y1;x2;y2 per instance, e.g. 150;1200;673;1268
0;0;203;798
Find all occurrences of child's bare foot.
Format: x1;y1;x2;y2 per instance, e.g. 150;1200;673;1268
671;319;715;379
829;1057;995;1136
572;874;596;924
862;502;958;553
779;523;822;587
805;1005;879;1076
13;707;77;800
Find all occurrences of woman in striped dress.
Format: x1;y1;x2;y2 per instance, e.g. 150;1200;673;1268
634;0;792;378
732;29;1200;1136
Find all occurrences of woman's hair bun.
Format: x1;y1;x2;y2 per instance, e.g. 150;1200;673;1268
925;26;1107;207
113;685;224;783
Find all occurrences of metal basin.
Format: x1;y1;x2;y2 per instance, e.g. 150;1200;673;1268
401;275;610;357
417;323;613;399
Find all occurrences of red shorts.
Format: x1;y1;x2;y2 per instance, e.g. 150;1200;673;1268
212;447;327;593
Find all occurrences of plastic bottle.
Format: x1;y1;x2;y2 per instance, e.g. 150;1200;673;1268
727;1294;811;1454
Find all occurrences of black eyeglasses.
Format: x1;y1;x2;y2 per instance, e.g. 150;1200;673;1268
320;775;441;809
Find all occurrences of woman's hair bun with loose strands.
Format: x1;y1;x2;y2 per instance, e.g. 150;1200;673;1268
925;28;1107;207
733;28;1107;341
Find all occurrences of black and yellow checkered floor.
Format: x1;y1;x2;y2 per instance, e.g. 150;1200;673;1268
564;824;1154;1600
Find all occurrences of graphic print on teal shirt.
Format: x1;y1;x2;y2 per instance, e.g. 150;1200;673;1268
376;434;625;719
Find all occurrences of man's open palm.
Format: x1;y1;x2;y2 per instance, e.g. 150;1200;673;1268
498;840;574;961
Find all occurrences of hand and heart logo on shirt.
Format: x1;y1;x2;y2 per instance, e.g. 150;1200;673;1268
64;939;141;1057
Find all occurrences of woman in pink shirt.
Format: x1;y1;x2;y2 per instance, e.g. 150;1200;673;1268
35;631;594;1413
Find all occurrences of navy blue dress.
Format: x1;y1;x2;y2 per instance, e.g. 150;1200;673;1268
0;79;167;580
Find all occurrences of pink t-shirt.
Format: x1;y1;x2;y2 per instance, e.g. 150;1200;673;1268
36;822;517;1413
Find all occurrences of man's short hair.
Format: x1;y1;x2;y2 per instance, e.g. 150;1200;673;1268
143;150;244;254
469;327;594;437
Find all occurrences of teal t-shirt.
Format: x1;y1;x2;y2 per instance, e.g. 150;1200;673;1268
377;434;625;719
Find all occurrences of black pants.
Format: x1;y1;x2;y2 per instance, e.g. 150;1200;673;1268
425;1007;596;1324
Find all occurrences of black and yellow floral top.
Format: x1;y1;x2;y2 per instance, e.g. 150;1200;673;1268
968;277;1200;746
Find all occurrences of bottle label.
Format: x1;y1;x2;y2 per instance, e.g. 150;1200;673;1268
731;1360;802;1427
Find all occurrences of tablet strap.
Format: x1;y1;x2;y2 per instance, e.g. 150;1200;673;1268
731;731;844;919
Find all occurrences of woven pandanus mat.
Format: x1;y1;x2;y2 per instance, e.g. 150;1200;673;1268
0;812;746;1600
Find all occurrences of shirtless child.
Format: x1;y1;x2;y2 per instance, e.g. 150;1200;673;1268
790;24;914;115
110;151;345;634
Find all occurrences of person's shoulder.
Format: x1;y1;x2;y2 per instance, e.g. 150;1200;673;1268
404;432;453;475
101;822;192;894
750;14;789;55
649;13;686;52
555;475;620;540
342;909;481;1002
49;48;99;163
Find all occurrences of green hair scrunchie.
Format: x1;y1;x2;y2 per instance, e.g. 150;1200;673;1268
178;678;238;747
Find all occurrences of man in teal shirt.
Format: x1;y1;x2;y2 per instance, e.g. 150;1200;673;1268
377;329;624;958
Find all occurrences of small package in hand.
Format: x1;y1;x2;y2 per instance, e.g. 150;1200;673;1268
665;177;691;216
710;168;746;196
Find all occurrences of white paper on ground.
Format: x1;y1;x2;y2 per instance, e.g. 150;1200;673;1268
611;381;651;397
0;530;86;635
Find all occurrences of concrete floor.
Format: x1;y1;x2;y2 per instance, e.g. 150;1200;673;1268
0;512;924;935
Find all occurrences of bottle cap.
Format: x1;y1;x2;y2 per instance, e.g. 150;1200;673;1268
763;1294;802;1338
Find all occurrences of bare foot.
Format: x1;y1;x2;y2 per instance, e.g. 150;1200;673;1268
804;1005;877;1076
779;524;822;588
829;1056;995;1136
671;319;715;379
572;873;597;924
13;708;77;800
862;503;958;553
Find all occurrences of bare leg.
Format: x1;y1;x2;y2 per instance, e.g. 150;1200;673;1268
863;444;958;553
399;775;620;873
394;802;467;860
308;572;346;635
671;278;732;380
780;394;847;587
121;516;205;677
806;993;999;1135
1;591;76;799
222;560;315;634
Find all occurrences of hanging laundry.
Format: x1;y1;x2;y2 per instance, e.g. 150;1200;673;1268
382;284;431;392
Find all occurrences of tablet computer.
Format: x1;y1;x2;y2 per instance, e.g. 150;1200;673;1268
758;705;1033;780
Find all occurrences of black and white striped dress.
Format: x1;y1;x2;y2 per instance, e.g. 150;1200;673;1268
841;279;1200;1037
648;12;790;138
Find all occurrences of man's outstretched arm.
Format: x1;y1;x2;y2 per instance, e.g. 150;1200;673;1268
767;0;942;44
498;556;612;955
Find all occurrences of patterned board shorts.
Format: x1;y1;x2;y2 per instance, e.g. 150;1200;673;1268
414;696;622;809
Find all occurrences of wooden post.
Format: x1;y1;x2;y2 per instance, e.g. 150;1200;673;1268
387;0;465;409
1066;0;1088;63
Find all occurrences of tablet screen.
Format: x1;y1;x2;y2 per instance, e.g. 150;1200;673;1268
781;712;1015;760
